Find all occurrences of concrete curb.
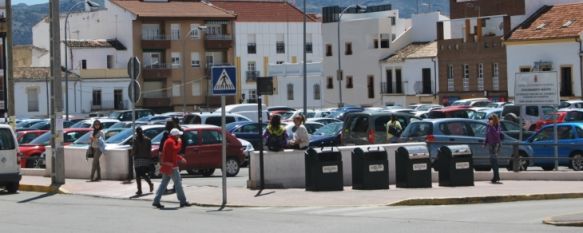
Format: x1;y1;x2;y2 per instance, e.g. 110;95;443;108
19;184;69;194
543;214;583;227
390;193;583;206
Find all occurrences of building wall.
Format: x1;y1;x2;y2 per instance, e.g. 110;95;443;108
13;45;32;67
506;40;582;98
381;58;438;106
449;0;526;19
268;62;324;109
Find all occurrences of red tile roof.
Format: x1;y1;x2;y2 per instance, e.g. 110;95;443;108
210;0;317;22
507;3;583;41
110;0;236;19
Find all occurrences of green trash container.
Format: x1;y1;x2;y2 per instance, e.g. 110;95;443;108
395;146;432;188
437;145;474;187
305;147;343;191
352;147;389;190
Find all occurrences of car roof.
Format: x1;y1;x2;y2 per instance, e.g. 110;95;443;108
541;122;583;128
180;124;221;130
414;118;485;124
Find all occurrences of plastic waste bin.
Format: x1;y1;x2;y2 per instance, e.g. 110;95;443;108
395;146;432;188
352;147;389;190
437;145;474;187
305;147;343;191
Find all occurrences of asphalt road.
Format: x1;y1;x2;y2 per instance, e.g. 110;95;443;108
1;191;581;233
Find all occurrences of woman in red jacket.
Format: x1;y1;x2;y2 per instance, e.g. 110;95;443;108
152;128;191;209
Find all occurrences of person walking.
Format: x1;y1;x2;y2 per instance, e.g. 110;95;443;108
89;120;105;182
288;114;309;150
385;115;402;143
159;119;177;194
131;127;154;195
485;114;502;184
263;114;287;151
152;128;191;209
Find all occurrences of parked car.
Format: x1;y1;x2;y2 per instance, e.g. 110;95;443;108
15;119;46;131
0;125;20;193
533;109;583;131
108;121;147;129
16;130;48;145
501;104;556;131
284;122;324;139
306;117;342;125
309;122;343;147
342;112;420;145
105;125;165;149
559;99;583;109
20;120;75;131
427;106;476;119
72;128;126;145
471;108;502;120
19;128;92;168
398;118;532;171
136;115;171;124
69;118;120;129
451;98;491;107
151;124;246;177
526;123;583;171
226;121;267;149
499;120;535;141
108;109;155;122
182;113;251;126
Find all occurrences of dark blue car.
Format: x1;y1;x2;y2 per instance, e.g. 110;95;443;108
526;122;583;171
226;121;266;149
309;122;343;147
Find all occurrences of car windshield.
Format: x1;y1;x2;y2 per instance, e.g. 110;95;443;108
151;131;165;145
311;122;343;136
109;112;122;119
543;113;560;121
417;105;437;111
70;121;91;128
29;121;49;129
28;131;51;145
400;122;433;138
472;111;487;120
105;128;133;144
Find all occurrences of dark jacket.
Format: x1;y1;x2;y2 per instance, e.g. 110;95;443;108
131;137;152;159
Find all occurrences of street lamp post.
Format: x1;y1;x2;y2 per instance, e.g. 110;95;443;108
337;5;366;108
181;25;207;114
64;0;100;120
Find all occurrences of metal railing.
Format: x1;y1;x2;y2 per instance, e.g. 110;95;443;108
143;63;173;69
205;34;232;40
141;34;171;41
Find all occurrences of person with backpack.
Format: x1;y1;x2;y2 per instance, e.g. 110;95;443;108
385;115;402;143
263;114;287;151
131;127;154;195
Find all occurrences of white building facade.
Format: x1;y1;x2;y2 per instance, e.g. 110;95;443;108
267;62;323;109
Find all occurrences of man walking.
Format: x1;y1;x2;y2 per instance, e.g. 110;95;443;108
152;128;191;208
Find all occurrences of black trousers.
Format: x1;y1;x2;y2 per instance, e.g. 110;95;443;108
135;166;152;192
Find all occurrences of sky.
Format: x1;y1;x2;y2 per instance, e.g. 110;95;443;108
13;0;48;5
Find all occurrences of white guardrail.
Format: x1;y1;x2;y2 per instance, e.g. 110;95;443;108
44;146;131;180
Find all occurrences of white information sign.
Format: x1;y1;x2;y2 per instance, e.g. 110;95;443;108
514;72;559;106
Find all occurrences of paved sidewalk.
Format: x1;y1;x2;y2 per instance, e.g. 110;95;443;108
19;175;583;208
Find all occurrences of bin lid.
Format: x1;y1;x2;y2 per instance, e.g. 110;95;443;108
400;146;430;159
443;145;472;157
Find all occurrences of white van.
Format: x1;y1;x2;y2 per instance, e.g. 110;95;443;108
0;125;20;193
214;103;267;114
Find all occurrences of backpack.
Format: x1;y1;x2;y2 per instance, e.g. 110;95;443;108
387;121;401;136
267;132;285;151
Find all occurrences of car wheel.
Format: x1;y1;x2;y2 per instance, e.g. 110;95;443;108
26;155;43;168
570;153;583;171
186;169;199;175
6;182;18;194
507;151;529;171
200;169;215;177
224;158;240;177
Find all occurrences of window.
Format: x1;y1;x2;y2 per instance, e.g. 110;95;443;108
367;76;375;99
577;127;583;139
477;63;484;91
346;76;353;89
395;69;402;94
171;23;180;40
191;52;200;67
26;88;39;112
192;80;201;96
442;122;469;136
190;24;201;39
373;39;379;49
463;64;469;91
247;61;257;81
247;61;256;71
92;89;101;106
380;34;390;48
184;131;200;146
493;63;500;91
81;59;87;69
287;83;294;100
276;61;284;64
201;130;222;145
143;52;161;67
247;34;256;54
305;33;313;53
276;34;285;54
422;68;432;94
520;66;531;72
171;52;181;67
447;64;454;91
313;84;321;100
385;70;393;93
345;42;352;55
326;44;332;56
390;17;396;25
205;54;214;68
561;67;573;96
327;76;333;89
107;55;114;69
248;89;257;100
172;82;181;97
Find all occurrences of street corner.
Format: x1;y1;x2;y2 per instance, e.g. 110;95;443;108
19;183;69;194
543;213;583;227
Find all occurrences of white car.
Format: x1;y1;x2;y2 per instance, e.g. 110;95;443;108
0;125;20;193
69;118;120;129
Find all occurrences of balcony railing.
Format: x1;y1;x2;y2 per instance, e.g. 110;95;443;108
205;34;232;40
141;34;171;41
246;70;259;82
380;82;393;94
144;63;173;69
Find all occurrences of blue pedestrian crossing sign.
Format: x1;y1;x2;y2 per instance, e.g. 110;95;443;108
211;66;237;96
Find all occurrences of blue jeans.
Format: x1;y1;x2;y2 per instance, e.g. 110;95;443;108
488;143;501;181
153;168;187;205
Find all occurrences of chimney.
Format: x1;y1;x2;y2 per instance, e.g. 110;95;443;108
437;21;444;40
503;16;511;38
476;18;483;42
464;19;471;43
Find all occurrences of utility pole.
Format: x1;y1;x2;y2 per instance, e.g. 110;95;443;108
5;0;14;129
49;0;65;186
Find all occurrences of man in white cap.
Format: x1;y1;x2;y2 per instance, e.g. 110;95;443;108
152;128;191;208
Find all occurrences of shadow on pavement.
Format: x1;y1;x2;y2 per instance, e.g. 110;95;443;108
18;192;58;204
255;189;275;197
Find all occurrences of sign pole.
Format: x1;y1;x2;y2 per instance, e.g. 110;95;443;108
258;95;264;190
221;95;227;209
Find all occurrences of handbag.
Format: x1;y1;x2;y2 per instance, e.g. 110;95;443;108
86;147;94;158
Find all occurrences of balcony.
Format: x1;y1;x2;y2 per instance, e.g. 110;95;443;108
141;34;171;49
90;100;127;111
143;63;172;80
142;97;171;108
246;70;259;82
204;34;233;49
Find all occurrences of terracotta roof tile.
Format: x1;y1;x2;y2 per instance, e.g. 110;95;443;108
13;67;78;80
508;3;583;41
381;42;437;63
110;0;236;19
210;0;317;22
64;39;127;50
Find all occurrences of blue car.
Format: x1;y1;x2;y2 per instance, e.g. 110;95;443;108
309;122;343;147
526;122;583;171
226;121;266;149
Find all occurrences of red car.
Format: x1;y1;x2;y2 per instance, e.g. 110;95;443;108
19;128;91;168
16;130;48;145
152;125;245;177
427;105;476;119
534;110;583;131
